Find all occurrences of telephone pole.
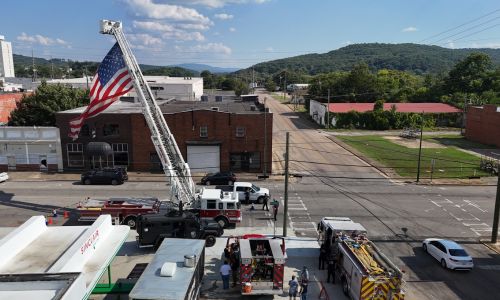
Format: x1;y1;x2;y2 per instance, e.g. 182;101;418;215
416;112;424;183
31;49;37;82
491;172;500;243
283;132;290;237
327;89;330;129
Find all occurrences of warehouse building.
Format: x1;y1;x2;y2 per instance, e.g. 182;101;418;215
55;97;272;174
466;104;500;148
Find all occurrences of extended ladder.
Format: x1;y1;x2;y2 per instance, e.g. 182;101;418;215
99;20;195;204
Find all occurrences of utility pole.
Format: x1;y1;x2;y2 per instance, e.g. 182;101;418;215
31;49;37;82
283;71;286;101
252;67;255;93
491;172;500;243
50;55;54;80
416;112;424;183
263;97;268;178
283;132;290;237
327;89;330;129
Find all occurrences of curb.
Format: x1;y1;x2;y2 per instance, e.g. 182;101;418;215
481;241;500;255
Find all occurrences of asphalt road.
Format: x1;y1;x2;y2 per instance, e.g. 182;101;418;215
0;93;498;299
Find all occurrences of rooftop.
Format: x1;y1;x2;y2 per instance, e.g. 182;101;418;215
46;76;202;85
327;102;462;113
59;98;266;115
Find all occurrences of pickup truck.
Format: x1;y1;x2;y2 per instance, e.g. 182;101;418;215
216;182;270;204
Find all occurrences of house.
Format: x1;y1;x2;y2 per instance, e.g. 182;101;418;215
466;104;500;148
55;97;273;174
309;101;462;127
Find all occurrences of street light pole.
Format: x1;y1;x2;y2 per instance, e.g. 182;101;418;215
491;172;500;243
416;112;424;183
283;132;290;237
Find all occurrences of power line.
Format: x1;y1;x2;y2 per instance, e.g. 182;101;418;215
430;16;500;44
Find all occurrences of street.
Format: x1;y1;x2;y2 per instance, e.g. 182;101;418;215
0;94;498;299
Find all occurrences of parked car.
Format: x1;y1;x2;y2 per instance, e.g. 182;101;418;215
103;167;128;181
200;171;237;185
216;182;270;204
0;172;8;183
422;238;474;270
81;169;125;185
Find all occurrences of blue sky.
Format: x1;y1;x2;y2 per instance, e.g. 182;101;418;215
1;0;500;68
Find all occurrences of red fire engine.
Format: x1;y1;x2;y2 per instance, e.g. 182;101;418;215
226;234;286;295
77;197;160;228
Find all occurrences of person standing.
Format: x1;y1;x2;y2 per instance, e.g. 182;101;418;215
319;243;327;270
262;194;269;211
230;245;240;287
272;201;279;221
300;282;308;300
327;255;336;284
245;188;250;205
299;266;309;294
220;260;231;290
288;275;299;300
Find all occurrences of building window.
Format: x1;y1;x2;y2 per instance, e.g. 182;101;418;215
67;143;83;167
103;124;120;136
206;199;217;209
236;127;246;138
80;125;90;137
230;152;261;172
200;126;208;138
112;143;129;166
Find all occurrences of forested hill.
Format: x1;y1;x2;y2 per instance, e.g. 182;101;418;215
249;43;500;75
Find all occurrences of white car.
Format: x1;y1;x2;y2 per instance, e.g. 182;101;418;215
0;172;8;183
422;238;474;270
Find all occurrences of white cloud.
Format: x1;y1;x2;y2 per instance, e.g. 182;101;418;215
402;26;418;32
133;21;175;32
17;32;68;46
341;41;352;46
214;13;233;20
178;23;211;31
128;33;163;46
167;0;270;8
469;42;500;49
190;42;232;55
125;0;211;24
163;31;205;41
229;27;236;32
265;47;274;52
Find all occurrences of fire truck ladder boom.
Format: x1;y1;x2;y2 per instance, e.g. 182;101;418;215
99;20;195;204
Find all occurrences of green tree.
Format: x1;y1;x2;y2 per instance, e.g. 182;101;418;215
374;99;385;111
264;78;276;92
233;80;250;96
445;53;492;94
9;82;89;126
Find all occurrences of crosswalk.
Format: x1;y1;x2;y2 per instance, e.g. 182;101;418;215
277;189;318;237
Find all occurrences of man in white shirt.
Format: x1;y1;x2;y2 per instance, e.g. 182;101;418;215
220;260;232;289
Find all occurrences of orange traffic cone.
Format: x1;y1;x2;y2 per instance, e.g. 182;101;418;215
47;217;53;225
63;211;69;219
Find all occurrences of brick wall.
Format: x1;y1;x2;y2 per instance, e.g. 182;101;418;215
465;105;500;148
56;110;273;173
0;93;26;123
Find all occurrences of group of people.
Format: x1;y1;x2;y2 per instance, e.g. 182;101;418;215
248;193;279;221
288;266;309;300
220;242;241;289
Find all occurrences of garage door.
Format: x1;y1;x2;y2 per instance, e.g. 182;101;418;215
187;145;220;173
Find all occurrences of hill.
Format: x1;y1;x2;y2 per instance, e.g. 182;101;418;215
173;63;239;73
12;54;196;78
248;43;500;75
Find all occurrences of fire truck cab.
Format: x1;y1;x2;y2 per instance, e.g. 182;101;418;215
191;188;241;228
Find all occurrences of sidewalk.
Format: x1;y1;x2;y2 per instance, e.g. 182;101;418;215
201;230;344;300
4;171;284;183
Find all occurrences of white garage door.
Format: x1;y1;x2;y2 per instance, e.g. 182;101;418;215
187;145;220;173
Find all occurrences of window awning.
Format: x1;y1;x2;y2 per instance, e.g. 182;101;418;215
86;142;113;156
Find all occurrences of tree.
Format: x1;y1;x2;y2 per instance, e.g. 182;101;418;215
445;53;492;94
233;80;250;97
374;99;385;111
9;82;89;126
200;70;214;89
264;78;276;92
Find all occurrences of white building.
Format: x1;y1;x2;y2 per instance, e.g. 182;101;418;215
41;76;204;101
0;35;15;78
0;127;63;172
309;99;328;127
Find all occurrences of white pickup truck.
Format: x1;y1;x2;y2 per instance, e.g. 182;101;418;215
217;182;270;204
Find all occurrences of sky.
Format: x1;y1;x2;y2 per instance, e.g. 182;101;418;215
1;0;500;68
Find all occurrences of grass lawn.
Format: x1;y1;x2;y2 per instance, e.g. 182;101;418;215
425;135;497;150
338;135;490;179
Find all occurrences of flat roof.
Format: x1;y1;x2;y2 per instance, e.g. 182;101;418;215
46;76;202;85
327;102;462;113
0;273;83;300
0;215;129;300
129;238;205;300
58;98;265;115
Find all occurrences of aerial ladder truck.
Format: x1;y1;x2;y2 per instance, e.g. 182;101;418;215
99;20;241;229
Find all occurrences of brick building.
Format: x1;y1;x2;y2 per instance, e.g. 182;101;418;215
465;104;500;148
55;98;273;174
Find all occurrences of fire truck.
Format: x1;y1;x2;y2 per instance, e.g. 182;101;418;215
98;20;241;229
226;234;286;295
318;217;405;300
77;197;160;228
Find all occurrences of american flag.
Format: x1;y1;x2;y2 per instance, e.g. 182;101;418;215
69;43;133;140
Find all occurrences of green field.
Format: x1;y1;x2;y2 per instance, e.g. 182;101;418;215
338;135;490;179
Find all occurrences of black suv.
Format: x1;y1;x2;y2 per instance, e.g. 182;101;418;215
81;168;125;185
200;171;237;185
103;167;128;181
136;210;223;249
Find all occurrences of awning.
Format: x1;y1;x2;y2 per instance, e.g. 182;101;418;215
86;142;113;156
